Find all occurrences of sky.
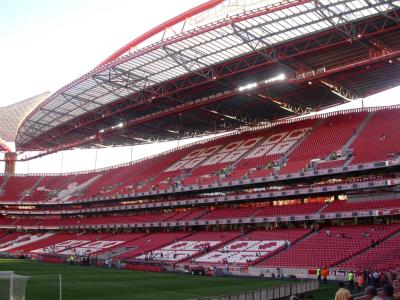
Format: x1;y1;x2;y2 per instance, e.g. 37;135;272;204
0;0;400;174
0;0;205;105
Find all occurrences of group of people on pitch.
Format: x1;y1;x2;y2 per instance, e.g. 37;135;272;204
318;268;395;290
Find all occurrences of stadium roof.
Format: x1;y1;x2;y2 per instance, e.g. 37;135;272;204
16;0;400;152
0;92;50;151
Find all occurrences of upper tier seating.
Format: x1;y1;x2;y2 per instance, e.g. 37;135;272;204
239;119;317;170
259;224;400;268
231;132;312;181
280;112;367;174
24;175;74;202
56;173;103;202
132;145;212;193
0;176;42;201
22;172;104;203
1;109;399;204
159;119;316;187
180;137;259;186
78;166;133;199
350;110;400;164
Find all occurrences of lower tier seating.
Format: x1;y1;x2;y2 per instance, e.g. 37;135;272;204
31;233;113;256
1;233;55;253
115;232;190;260
336;233;400;272
10;233;77;254
258;224;400;269
23;233;146;257
194;229;309;266
135;231;240;262
0;224;399;271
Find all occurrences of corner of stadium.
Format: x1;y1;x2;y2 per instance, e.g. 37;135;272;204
1;1;400;299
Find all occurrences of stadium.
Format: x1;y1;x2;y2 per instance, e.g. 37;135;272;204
1;0;400;299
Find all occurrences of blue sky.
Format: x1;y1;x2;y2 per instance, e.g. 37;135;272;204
0;0;399;173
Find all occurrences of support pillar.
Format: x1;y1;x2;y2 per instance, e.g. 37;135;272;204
4;152;16;175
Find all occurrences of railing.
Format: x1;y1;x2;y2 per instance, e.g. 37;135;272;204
193;280;319;300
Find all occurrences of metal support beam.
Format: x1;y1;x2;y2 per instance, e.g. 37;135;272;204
17;12;400;151
364;0;400;24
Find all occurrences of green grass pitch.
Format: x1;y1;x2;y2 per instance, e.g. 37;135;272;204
0;259;336;299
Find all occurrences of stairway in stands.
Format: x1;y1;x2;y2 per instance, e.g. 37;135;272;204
181;231;248;264
334;228;400;269
251;230;317;266
178;145;224;182
19;176;45;201
277;119;324;173
0;176;9;196
342;111;375;156
103;246;134;260
223;136;270;179
341;112;375;166
316;203;328;214
99;234;151;259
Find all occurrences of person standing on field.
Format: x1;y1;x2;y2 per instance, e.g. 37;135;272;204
348;271;355;290
316;267;321;283
356;273;364;293
321;267;329;284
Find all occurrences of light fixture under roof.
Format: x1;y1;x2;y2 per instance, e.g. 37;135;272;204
238;82;258;92
265;73;286;84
